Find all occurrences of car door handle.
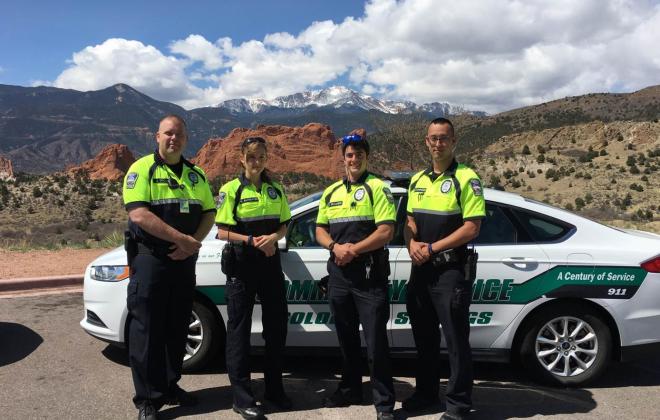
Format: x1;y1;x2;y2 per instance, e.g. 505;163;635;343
502;257;537;263
501;257;539;269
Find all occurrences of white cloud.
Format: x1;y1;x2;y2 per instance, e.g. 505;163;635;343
50;0;660;112
53;38;204;105
169;35;224;70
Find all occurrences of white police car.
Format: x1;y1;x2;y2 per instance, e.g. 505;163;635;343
81;182;660;386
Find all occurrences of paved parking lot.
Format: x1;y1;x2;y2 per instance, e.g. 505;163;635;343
1;291;660;419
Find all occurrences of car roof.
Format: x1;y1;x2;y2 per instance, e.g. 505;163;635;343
290;182;528;214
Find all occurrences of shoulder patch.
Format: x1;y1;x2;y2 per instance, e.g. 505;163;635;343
267;186;278;199
126;172;138;189
188;171;199;185
383;187;394;204
469;178;483;196
217;191;226;208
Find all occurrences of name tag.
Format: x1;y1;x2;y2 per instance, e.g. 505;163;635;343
180;200;190;213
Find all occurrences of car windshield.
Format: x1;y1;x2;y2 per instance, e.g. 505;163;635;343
290;191;323;211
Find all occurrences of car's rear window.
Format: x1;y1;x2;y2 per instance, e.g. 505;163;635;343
510;208;574;243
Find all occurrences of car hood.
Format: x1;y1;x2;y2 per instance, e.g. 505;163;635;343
90;246;128;266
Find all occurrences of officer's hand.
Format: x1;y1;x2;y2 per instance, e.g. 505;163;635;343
168;246;191;260
170;234;202;259
409;239;430;265
254;234;277;257
333;243;357;266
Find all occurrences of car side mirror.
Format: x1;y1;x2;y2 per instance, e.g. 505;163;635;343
278;236;288;252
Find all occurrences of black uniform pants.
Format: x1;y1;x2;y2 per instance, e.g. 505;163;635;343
406;262;472;415
327;259;395;413
127;252;197;409
225;251;288;408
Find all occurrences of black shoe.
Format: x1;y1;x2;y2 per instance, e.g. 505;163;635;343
377;411;394;420
440;411;470;420
233;405;266;419
264;392;293;410
402;392;440;412
167;385;198;406
137;403;159;420
323;390;362;408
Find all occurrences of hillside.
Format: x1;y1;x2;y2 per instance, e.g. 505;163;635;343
457;86;660;152
470;120;660;231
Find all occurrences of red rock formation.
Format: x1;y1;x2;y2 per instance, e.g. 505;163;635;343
67;144;136;181
193;123;348;180
0;155;14;179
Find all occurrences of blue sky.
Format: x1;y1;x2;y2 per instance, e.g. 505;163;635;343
2;0;660;112
1;0;362;85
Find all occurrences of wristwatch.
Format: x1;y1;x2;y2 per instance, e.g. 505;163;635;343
247;235;254;246
328;241;336;251
427;243;434;255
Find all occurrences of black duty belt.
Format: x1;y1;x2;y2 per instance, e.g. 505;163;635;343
137;242;172;258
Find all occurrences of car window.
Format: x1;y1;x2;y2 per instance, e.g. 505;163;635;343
290;191;322;212
510;207;573;243
474;203;517;245
287;210;319;248
390;195;407;246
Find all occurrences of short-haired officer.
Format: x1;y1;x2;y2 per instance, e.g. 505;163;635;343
316;133;397;420
123;115;217;420
402;118;485;420
216;137;292;420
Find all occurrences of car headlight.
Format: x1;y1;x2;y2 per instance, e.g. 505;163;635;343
89;266;130;282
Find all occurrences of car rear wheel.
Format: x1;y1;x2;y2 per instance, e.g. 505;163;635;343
519;303;612;386
182;300;223;372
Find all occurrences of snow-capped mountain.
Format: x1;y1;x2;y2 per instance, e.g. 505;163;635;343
217;86;484;116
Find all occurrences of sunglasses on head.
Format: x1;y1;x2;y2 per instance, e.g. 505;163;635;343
242;137;266;148
341;134;363;144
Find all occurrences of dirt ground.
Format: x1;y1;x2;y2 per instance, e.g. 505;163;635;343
0;248;113;279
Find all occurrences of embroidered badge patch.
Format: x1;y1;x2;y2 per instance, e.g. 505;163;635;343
354;188;365;201
383;187;394;204
440;179;453;194
470;179;483;196
126;172;138;189
217;191;226;208
267;186;278;199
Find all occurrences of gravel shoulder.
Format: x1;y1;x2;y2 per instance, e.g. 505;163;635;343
0;248;114;279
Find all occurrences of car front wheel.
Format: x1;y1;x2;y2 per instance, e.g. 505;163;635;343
519;303;612;386
182;300;223;372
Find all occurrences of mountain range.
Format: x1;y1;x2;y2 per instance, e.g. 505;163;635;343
0;83;472;172
216;85;480;116
1;82;660;173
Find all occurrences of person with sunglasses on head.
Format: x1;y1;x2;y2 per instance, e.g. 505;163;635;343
315;131;397;420
215;136;292;420
402;118;485;420
122;115;217;420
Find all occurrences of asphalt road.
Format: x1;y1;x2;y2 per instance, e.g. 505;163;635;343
2;291;660;419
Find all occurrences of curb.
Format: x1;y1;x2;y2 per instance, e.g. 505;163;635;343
0;275;84;292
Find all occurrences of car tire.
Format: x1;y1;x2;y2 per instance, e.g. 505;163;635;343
182;300;223;372
519;303;611;386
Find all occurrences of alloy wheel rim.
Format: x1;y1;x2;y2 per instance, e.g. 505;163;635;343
184;311;203;361
535;316;598;377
